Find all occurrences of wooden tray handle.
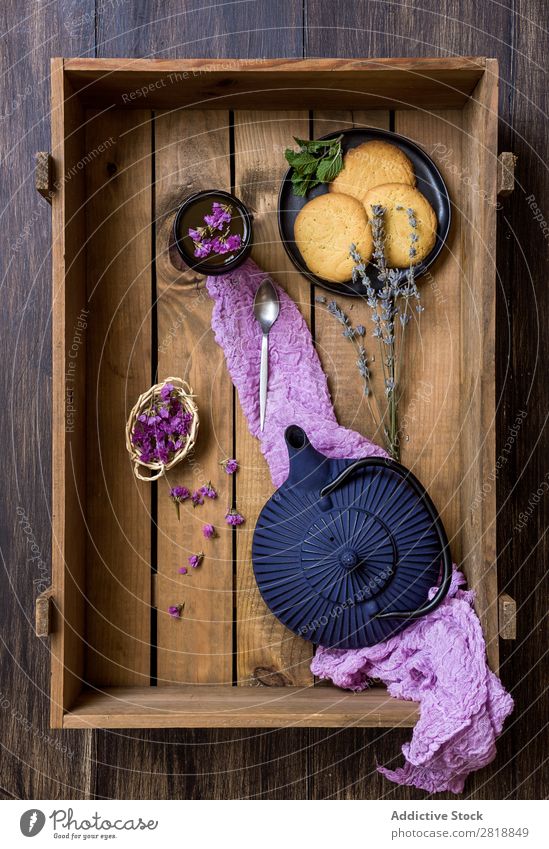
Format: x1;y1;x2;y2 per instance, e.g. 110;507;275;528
35;585;54;637
498;592;517;640
35;152;54;203
497;152;517;197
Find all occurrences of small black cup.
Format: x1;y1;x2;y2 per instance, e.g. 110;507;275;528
173;189;253;275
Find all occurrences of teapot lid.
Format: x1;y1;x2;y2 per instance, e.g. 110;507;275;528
252;428;450;648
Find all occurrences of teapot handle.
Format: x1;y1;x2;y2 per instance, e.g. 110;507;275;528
319;457;453;620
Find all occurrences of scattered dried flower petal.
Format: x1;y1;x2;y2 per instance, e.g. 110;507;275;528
168;603;184;618
199;482;217;499
188;551;204;569
225;509;245;526
170;485;191;520
202;524;215;539
220;458;238;474
191;490;204;507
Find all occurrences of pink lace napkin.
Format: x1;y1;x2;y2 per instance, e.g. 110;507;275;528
206;259;513;794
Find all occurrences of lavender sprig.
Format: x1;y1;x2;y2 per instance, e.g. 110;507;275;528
347;207;423;460
316;294;384;435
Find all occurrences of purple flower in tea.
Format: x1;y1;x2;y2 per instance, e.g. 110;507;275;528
202;523;215;539
178;566;188;575
168;603;184;618
221;458;238;475
225;234;242;252
204;202;232;230
188;200;242;260
225;509;245;526
193;239;212;259
211;236;229;255
188;551;204;569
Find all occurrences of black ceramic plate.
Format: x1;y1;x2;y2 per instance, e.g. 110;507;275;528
278;127;451;296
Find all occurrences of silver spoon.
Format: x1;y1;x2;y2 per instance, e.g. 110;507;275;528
253;277;280;431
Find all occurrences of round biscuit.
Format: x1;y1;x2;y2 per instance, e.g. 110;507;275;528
294;193;373;283
363;183;437;268
329;140;416;204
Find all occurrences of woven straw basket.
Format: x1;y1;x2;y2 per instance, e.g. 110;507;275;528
125;377;199;481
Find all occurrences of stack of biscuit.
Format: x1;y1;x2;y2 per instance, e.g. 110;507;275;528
294;139;437;283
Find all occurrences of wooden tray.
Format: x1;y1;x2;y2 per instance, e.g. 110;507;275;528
40;57;513;729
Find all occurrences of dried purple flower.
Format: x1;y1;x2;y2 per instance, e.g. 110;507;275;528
178;566;188;575
191;490;204;507
225;233;242;252
202;524;215;539
188;201;242;259
160;382;174;401
323;293;373;403
225;509;245;526
193;240;212;258
169;485;191;520
168;603;184;619
220;458;238;474
188;551;204;569
327;300;349;326
199;482;217;499
130;383;193;467
204;202;232;230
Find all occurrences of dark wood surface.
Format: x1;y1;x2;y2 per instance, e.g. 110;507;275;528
0;0;547;799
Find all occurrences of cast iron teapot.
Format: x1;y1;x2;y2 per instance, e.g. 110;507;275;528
252;425;452;648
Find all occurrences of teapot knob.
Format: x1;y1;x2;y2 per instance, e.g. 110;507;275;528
339;548;359;570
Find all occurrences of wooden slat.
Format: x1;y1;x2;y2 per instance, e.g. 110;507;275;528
312;110;390;443
461;65;499;672
64;685;419;729
394;110;464;564
62;57;486;112
154;109;233;684
85;109;152;685
233;111;313;686
50;58;89;725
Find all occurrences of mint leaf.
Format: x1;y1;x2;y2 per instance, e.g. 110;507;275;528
291;170;320;196
285;149;318;173
316;150;343;183
286;135;344;197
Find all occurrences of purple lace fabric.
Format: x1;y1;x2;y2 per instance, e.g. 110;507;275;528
206;260;513;794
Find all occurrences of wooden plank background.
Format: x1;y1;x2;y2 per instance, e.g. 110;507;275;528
0;0;547;801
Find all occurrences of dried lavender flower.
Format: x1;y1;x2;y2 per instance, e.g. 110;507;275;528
220;458;238;474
